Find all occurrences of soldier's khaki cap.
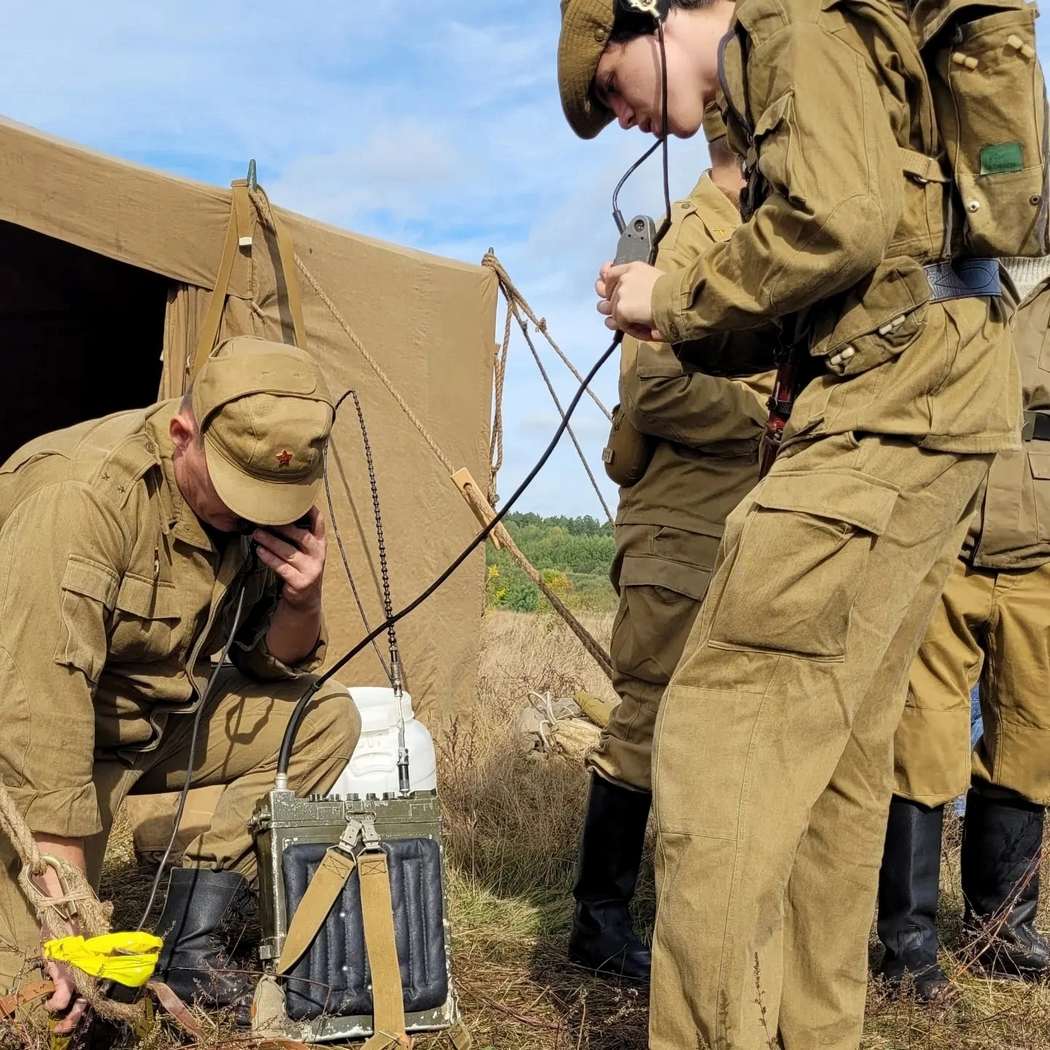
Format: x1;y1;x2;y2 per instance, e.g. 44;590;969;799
558;0;618;139
192;336;334;526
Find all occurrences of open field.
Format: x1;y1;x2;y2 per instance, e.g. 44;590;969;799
4;609;1048;1049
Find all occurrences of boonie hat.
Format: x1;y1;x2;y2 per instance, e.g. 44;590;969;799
192;336;334;526
558;0;618;139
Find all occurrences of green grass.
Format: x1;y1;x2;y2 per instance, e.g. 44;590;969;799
4;610;1048;1049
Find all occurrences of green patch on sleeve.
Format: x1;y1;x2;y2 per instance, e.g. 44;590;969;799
980;141;1024;175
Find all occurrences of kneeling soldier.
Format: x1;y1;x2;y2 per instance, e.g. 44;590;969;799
571;107;773;983
0;337;361;1030
878;259;1050;998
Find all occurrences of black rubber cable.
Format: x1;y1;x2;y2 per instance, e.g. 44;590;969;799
275;17;676;781
275;332;624;779
139;580;248;929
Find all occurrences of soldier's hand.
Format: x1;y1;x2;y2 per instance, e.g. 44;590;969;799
596;261;665;343
44;954;89;1034
253;506;326;611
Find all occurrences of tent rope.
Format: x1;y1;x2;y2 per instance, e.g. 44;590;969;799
511;301;614;525
481;253;612;421
0;783;141;1026
481;252;613;524
488;298;513;505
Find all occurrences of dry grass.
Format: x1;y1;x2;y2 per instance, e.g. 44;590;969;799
3;609;1048;1048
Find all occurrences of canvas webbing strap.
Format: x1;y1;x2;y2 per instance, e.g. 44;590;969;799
275;846;358;976
189;179;307;381
358;847;409;1049
267;189;308;353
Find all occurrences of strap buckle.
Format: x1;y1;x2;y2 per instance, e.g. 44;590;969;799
336;814;382;856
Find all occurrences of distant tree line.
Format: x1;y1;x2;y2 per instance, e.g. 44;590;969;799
486;513;616;613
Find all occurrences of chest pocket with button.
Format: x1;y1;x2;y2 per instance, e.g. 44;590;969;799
109;573;181;665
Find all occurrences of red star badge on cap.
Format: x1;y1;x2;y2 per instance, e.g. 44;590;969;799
276;449;293;468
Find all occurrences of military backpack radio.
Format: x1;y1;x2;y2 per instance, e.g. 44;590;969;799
250;394;465;1048
249;780;459;1046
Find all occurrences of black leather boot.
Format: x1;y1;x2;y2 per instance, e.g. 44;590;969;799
875;797;951;1001
568;774;652;982
962;789;1050;980
153;867;256;1018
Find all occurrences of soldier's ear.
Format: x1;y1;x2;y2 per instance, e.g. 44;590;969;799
169;411;196;453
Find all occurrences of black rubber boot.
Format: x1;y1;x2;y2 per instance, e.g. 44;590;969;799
875;797;951;1001
962;789;1050;980
568;774;652;983
153;868;256;1019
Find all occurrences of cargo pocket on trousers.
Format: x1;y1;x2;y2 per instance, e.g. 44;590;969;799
708;470;899;661
54;555;119;683
612;554;711;683
1028;447;1050;541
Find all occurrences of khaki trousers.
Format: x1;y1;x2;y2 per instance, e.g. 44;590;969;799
650;433;990;1050
895;556;1050;807
0;671;359;994
589;523;716;792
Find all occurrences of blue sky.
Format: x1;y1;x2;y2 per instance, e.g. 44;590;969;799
0;1;708;517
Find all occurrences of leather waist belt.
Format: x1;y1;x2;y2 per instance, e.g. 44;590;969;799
1023;410;1050;442
924;259;1001;303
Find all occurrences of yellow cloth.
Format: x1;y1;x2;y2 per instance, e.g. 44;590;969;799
42;933;163;989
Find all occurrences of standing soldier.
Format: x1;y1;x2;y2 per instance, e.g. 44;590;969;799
877;258;1050;999
558;0;1029;1046
570;107;773;983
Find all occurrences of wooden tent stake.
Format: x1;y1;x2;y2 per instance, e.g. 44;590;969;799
452;468;614;682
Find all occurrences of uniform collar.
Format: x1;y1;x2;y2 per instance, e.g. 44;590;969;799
691;172;741;242
145;401;217;554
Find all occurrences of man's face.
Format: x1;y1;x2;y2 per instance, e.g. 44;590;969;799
170;415;243;533
593;7;729;140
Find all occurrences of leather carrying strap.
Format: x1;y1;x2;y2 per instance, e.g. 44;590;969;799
189;179;307;382
924;258;1002;303
146;980;204;1038
0;978;54;1019
275;846;358;976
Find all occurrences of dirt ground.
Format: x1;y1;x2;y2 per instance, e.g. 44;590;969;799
4;609;1048;1049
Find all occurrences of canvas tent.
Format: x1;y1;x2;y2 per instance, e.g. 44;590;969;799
0;116;498;721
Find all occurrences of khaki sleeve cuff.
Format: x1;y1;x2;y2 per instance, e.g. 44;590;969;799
232;615;328;682
5;783;101;839
651;269;690;346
